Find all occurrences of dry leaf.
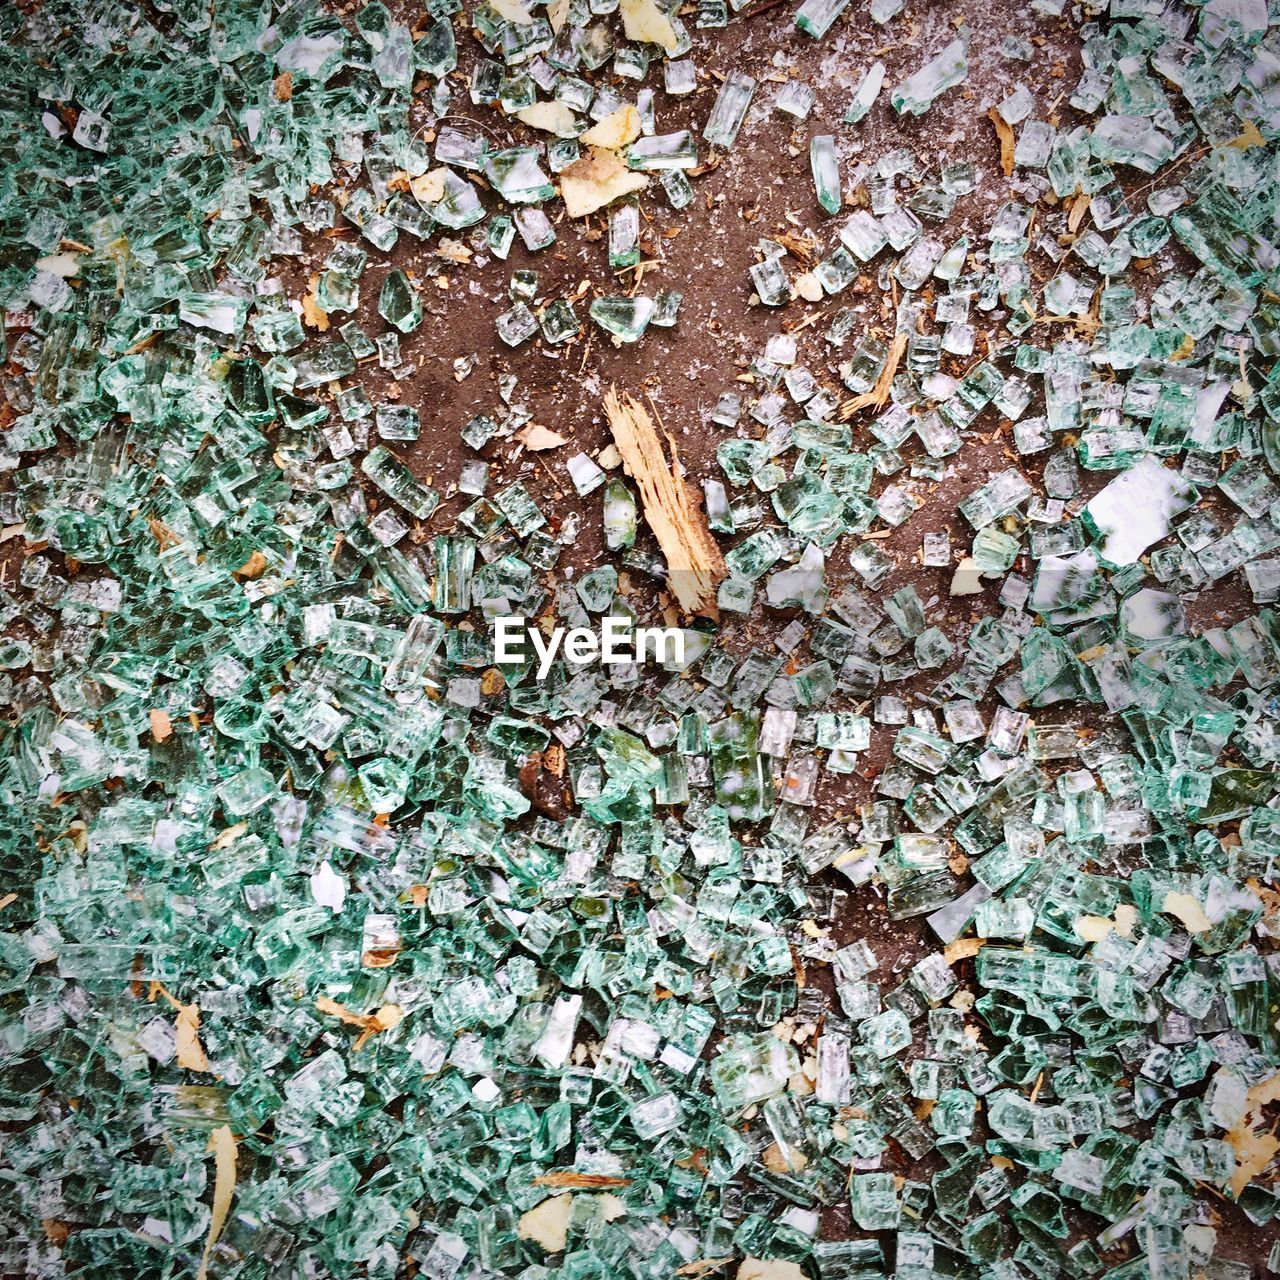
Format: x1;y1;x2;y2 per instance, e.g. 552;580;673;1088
943;937;985;964
1226;1123;1279;1197
148;517;182;549
793;272;822;302
175;1004;211;1072
762;1141;807;1173
410;168;449;205
301;275;329;331
42;1220;70;1247
150;983;211;1072
274;72;292;102
196;1126;237;1280
1249;1074;1280;1108
1163;890;1212;933
316;995;369;1027
1029;1070;1045;1105
1067;191;1091;234
490;0;534;20
516;101;579;135
518;1194;572;1252
149;709;173;742
234;550;269;579
738;1259;807;1280
1227;119;1267;150
559;148;648;217
618;0;679;51
362;941;401;969
518;423;569;451
603;387;726;619
316;996;404;1050
436;237;473;265
988;108;1015;178
211;822;247;850
1073;914;1114;943
1214;1070;1280;1196
580;106;642;149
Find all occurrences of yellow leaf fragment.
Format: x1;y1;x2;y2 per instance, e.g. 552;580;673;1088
196;1125;237;1280
1067;191;1091;234
1226;1123;1279;1198
602;387;726;619
1163;890;1212;934
598;1193;627;1220
762;1140;807;1173
490;0;534;21
1073;914;1114;943
175;1003;211;1072
234;549;269;579
943;936;986;965
315;996;403;1050
793;272;822;302
580;106;642;149
410;168;449;205
301;275;329;331
738;1259;808;1280
210;822;247;850
516;101;580;136
988;108;1015;178
149;983;210;1072
518;1194;572;1253
559;148;649;218
618;0;679;51
517;422;570;451
1214;1071;1280;1197
1227;118;1267;150
34;251;82;279
1249;1074;1280;1108
436;237;473;265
